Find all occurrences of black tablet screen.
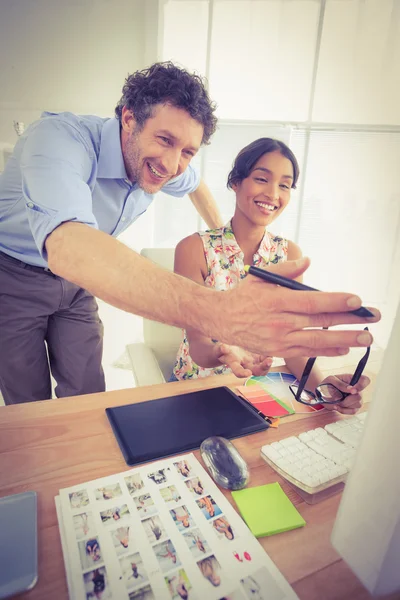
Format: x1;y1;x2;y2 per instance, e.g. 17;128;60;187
106;386;268;465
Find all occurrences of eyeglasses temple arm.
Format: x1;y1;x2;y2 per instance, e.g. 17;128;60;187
349;345;370;386
349;327;370;387
295;356;317;401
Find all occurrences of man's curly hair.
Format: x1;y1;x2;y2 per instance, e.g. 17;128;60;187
115;62;217;146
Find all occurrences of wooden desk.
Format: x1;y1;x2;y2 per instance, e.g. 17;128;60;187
0;359;394;600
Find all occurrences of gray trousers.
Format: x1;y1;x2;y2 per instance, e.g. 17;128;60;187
0;251;105;404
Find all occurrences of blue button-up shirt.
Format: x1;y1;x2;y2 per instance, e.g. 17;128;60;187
0;111;200;267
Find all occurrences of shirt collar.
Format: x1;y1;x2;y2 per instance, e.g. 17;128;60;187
221;219;272;263
97;117;128;179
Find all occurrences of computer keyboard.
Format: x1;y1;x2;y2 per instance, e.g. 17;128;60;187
260;413;367;494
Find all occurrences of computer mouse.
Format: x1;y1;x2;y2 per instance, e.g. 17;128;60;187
200;436;249;490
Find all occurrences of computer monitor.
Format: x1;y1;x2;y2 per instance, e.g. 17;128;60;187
331;301;400;597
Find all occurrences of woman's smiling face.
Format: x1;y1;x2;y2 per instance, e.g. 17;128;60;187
233;150;294;226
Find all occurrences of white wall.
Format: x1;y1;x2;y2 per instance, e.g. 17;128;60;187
0;0;159;391
0;0;149;140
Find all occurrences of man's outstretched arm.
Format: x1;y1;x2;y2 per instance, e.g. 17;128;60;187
188;179;224;229
46;222;380;358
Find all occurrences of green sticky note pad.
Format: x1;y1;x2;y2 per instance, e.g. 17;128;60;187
231;483;306;537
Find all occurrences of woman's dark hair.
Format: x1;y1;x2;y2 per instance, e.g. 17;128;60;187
227;138;300;189
115;61;217;145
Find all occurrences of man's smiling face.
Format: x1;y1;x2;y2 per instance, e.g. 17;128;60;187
121;103;203;193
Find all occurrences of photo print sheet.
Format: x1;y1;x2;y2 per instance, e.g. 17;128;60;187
56;453;299;599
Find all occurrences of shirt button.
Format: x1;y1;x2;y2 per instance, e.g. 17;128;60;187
121;217;126;222
27;202;34;208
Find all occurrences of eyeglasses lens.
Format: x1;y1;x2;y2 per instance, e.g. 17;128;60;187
290;385;319;405
316;384;344;402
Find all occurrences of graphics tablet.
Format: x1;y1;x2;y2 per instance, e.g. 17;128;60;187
106;386;269;465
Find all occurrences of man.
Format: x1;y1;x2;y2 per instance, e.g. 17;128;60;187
0;62;379;406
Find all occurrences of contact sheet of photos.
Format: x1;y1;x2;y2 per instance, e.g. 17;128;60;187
55;453;298;600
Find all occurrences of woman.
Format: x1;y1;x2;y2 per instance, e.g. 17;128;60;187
171;138;369;415
198;496;214;518
191;479;204;495
115;526;129;549
149;517;162;540
198;556;221;587
173;507;191;528
167;574;189;599
213;517;234;540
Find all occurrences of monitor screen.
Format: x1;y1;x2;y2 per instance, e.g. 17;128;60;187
331;301;400;597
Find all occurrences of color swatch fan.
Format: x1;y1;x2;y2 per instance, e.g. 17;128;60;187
245;372;324;414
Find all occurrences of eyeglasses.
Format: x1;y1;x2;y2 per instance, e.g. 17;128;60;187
289;328;370;406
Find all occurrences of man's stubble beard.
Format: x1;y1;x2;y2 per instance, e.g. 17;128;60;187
124;130;144;188
124;130;165;194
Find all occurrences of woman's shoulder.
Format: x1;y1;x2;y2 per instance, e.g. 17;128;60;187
175;232;204;254
175;233;208;280
175;225;224;250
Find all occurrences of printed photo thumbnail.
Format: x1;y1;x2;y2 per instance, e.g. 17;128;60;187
120;551;149;590
211;516;236;541
95;483;123;501
153;539;182;572
73;512;96;541
111;525;133;556
69;489;89;509
170;505;195;531
83;567;112;600
196;495;222;520
184;477;206;497
147;468;170;485
165;568;196;600
100;504;130;525
197;555;223;589
173;460;192;479
182;528;211;560
134;493;157;518
125;473;145;495
241;567;286;600
142;515;166;543
129;584;155;600
78;537;103;570
160;485;181;504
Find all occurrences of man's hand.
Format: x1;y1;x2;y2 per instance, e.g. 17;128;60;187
216;257;380;358
320;373;370;415
213;343;273;378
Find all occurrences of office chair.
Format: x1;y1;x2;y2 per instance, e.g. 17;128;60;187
126;248;182;386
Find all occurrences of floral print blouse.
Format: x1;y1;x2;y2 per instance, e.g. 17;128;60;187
172;221;288;380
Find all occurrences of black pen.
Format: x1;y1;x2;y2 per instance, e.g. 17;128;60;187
244;264;375;319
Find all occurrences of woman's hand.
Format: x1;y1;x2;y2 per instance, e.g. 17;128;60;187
320;373;371;415
214;343;273;378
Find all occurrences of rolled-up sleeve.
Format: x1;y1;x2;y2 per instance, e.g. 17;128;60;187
20;118;98;259
161;163;200;197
